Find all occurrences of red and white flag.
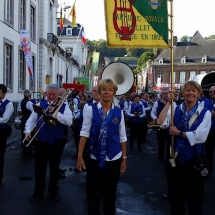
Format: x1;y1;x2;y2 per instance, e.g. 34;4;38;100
81;29;87;44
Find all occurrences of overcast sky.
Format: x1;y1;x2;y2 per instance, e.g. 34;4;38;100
58;0;215;40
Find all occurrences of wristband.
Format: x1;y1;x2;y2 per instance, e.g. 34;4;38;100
122;156;127;159
178;131;183;137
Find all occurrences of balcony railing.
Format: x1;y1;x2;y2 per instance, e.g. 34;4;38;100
47;33;58;46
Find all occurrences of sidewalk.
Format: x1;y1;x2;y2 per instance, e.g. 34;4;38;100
7;124;21;146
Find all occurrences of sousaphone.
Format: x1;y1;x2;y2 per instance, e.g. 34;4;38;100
101;62;134;95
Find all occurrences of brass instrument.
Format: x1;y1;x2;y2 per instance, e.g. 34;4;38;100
23;89;73;147
147;120;162;130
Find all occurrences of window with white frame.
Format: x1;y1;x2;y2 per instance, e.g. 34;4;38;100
200;71;206;74
180;71;186;83
30;5;36;40
202;58;207;63
66;28;72;35
189;71;196;80
19;0;25;30
181;58;186;63
157;71;163;82
29;55;35;91
159;59;163;64
5;0;14;25
4;43;13;89
19;50;26;90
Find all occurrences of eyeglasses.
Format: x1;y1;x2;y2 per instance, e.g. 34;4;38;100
209;91;215;94
101;89;114;92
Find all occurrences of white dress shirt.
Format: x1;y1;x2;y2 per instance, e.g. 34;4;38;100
0;98;14;124
160;103;211;146
25;102;73;134
80;102;127;161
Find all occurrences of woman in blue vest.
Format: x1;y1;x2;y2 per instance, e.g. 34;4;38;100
76;79;127;215
157;81;211;215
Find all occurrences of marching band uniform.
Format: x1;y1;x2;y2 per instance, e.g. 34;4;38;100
140;99;150;141
80;102;127;215
151;99;171;162
127;100;145;151
0;96;14;183
160;102;211;215
25;99;73;201
21;94;34;158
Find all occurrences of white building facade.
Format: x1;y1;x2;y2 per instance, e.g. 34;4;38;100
0;0;39;102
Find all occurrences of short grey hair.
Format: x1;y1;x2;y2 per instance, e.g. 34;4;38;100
46;84;60;92
23;89;31;97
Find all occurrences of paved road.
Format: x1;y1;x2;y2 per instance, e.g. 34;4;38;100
1;128;215;215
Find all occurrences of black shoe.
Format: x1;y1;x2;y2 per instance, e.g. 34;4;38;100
58;173;66;179
128;148;133;151
50;193;60;201
59;168;66;174
162;194;170;202
22;154;34;159
29;194;44;202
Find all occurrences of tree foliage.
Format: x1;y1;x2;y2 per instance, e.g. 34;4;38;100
180;35;189;42
204;35;215;40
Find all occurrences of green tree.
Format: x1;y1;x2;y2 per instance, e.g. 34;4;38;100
180;35;189;42
204;35;215;40
134;51;155;73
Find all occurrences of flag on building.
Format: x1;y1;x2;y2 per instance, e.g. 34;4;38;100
104;0;168;48
20;30;34;81
70;2;76;28
81;28;87;44
60;8;64;30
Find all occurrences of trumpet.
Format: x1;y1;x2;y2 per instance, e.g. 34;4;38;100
23;88;73;147
147;120;162;130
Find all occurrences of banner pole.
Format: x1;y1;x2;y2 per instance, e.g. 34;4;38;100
169;0;175;163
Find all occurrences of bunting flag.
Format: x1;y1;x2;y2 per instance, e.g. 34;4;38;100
92;52;100;73
104;0;169;48
70;3;76;28
20;30;34;81
60;8;64;30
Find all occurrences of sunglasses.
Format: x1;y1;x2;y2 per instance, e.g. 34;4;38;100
209;91;215;94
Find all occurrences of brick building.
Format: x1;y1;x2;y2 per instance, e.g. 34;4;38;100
152;31;215;90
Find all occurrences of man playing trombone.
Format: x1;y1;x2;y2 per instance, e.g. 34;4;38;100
24;84;73;202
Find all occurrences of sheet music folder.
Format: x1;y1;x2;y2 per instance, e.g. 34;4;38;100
33;104;46;115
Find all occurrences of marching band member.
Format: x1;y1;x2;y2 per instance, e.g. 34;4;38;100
20;89;34;159
127;94;146;151
73;90;81;110
25;84;73;202
76;79;127;215
157;81;211;215
0;84;14;184
151;88;171;162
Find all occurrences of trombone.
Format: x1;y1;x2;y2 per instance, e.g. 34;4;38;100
23;88;73;147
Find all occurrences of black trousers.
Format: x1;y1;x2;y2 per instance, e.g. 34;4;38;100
21;124;33;157
157;129;169;160
0;128;7;179
141;117;148;142
168;159;204;215
87;158;121;215
205;129;215;175
34;139;63;195
129;122;143;150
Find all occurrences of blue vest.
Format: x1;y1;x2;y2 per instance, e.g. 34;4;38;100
88;104;122;160
75;96;80;109
201;99;215;130
174;104;208;162
140;100;148;108
130;103;143;124
156;100;167;117
0;99;10;129
37;100;66;144
74;110;83;131
119;100;126;110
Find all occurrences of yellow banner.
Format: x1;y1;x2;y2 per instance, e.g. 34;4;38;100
104;0;169;48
